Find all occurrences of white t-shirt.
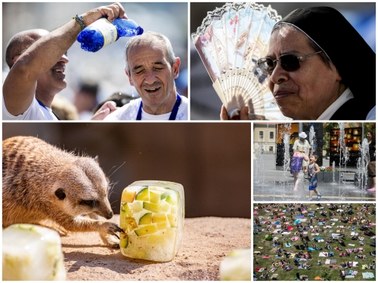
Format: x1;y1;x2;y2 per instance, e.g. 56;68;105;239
2;96;58;120
104;95;188;121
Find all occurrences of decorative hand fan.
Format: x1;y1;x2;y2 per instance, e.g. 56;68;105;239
192;2;287;119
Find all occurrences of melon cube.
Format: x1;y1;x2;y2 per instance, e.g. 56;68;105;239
149;189;162;204
139;213;152;225
135;187;149;201
135;224;158;236
121;217;138;232
121;190;136;203
143;201;170;213
152;213;167;223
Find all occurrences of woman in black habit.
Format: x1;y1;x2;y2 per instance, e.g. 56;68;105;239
253;6;375;120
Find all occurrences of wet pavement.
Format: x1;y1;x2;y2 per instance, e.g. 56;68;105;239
253;153;375;202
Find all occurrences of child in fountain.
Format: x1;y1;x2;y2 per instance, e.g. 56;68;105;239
308;154;321;200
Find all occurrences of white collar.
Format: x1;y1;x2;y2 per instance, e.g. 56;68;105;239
317;88;354;120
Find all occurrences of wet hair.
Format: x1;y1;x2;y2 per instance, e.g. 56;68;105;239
124;31;176;71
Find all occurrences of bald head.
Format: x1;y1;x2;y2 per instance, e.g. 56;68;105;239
5;29;49;68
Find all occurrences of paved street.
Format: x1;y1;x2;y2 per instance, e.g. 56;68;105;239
253;153;375;202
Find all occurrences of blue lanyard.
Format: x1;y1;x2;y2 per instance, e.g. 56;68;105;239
37;99;47;109
136;95;182;120
37;99;60;120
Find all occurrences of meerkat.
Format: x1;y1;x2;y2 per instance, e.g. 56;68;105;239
2;136;122;248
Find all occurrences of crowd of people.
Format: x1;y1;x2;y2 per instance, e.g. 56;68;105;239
254;203;376;281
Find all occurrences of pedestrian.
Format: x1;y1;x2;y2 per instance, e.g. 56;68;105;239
291;132;310;191
308;154;321;200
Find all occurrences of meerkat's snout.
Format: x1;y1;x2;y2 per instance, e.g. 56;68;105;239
104;210;113;220
77;195;114;220
96;197;114;220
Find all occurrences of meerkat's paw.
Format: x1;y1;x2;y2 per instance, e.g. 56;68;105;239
99;222;123;248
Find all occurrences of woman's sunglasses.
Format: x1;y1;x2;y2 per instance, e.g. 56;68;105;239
257;51;323;76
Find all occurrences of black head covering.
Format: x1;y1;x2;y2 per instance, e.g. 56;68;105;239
276;6;375;119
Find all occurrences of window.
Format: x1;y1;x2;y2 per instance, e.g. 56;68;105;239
259;131;263;139
269;131;274;139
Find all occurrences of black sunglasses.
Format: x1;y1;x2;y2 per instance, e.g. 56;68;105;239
257;51;322;76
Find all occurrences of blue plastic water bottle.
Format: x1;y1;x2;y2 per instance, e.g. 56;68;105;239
77;18;144;52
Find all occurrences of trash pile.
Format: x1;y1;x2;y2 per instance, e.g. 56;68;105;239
253;203;376;281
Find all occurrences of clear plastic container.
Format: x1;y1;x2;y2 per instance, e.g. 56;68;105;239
119;180;184;262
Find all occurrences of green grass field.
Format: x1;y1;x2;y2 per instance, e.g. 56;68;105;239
253;203;375;281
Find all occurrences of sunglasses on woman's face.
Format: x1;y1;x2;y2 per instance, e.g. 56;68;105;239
257;51;322;76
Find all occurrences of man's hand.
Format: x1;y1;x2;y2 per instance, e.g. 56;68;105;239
91;101;117;120
82;2;127;26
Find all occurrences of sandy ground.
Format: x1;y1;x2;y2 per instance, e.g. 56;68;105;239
61;216;251;280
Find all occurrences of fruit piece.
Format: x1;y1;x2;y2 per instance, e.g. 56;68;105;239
149;189;162;204
120;233;128;248
120;202;130;214
167;213;177;227
156;221;169;230
143;201;170;213
135;224;158;236
135;187;149;201
121;217;138;232
139;213;152;225
165;192;178;205
121;190;136;203
152;213;167;223
129;200;143;213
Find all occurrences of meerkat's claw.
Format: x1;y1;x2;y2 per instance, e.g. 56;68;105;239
110;242;120;249
99;222;122;248
116;225;124;233
107;223;123;235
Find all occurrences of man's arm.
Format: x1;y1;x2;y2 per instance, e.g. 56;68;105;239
3;2;126;115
